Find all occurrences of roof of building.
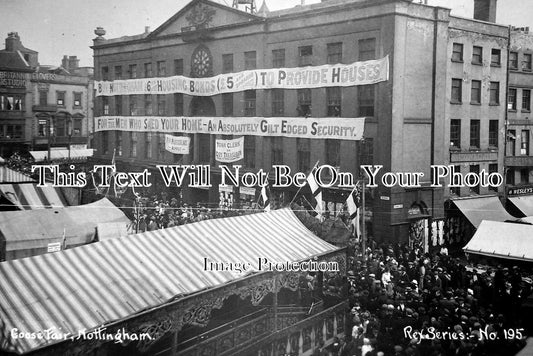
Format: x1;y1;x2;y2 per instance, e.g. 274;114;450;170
0;50;32;71
0;208;338;354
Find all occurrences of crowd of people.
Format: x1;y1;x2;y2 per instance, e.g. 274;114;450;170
312;239;532;356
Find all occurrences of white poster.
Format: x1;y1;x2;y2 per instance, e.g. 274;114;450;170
215;137;244;163
95;56;389;97
165;135;190;154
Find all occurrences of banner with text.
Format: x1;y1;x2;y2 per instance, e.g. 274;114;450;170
95;116;365;141
215;137;244;163
165;135;190;154
95;56;389;97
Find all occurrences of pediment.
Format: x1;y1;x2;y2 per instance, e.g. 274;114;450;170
149;0;261;38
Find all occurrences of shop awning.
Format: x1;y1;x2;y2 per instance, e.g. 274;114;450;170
0;198;131;260
0;167;35;183
508;196;533;217
452;196;515;228
0;208;339;354
29;148;94;162
463;220;533;262
0;183;68;209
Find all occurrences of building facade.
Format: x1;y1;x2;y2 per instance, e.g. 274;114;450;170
91;0;513;245
0;32;93;160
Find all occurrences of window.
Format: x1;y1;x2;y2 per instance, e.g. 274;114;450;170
114;65;122;80
102;97;109;115
451;78;462;103
452;43;463;62
508;88;517;110
158;133;166;160
521;168;530;184
471;80;481;104
359;138;373;166
244;51;256;70
450;119;461;149
271;89;284;116
144;62;152;78
157;61;166;76
489;120;498;148
73;118;82;136
358;85;374;116
490;82;500;105
326;140;340;167
489;164;498;191
130;132;137;157
490;48;501;66
521;130;530;155
39;91;47;106
450;165;461;196
56;91;65;106
244;90;256;116
129;64;137;79
115;96;122;116
116;131;123;156
272;49;285;68
297;89;311;117
198;134;210;163
359;38;376;61
299;46;312;66
271;137;283;165
174;59;183;75
507;130;516;156
470;120;480;149
507;168;515;185
174;93;183;116
1;95;23;111
244;136;255;168
523;89;531;111
469;165;480;194
297;138;310;172
472;46;482;65
326;87;341;116
145;132;153;158
101;66;109;81
74;92;82;107
523;53;532;71
56;117;65;137
102;131;109;155
327;43;342;64
157;95;166;115
223;93;233;116
129;95;138;115
222;54;233;73
509;51;518;70
144;95;153;115
38;119;48;137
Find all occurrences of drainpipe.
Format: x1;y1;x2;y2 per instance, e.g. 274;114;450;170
503;26;511;202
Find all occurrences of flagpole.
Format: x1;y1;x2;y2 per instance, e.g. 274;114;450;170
361;179;366;268
289;160;319;206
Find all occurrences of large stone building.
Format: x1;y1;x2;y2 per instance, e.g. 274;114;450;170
91;0;514;245
0;32;93;160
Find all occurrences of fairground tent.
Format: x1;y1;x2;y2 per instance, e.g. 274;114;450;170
0;208;340;355
0;183;69;210
463;220;533;262
0;197;130;260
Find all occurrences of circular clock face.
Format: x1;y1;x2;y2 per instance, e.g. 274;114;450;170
192;48;211;78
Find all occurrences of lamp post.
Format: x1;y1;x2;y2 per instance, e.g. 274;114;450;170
67;115;72;161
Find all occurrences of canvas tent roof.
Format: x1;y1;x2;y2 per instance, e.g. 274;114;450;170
0;166;35;183
452;196;515;228
0;208;339;354
0;183;68;209
463;220;533;262
0;198;130;258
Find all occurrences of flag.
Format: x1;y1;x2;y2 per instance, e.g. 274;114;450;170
61;228;67;250
260;185;271;212
345;182;362;238
306;164;324;220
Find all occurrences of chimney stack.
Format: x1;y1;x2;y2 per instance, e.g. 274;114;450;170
473;0;497;23
5;32;22;52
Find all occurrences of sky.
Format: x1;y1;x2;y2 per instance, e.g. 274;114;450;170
1;0;532;68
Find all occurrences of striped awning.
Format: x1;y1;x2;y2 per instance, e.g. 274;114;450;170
0;167;35;183
0;183;68;209
0;209;339;354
